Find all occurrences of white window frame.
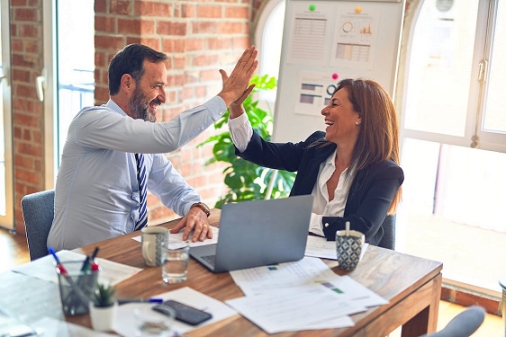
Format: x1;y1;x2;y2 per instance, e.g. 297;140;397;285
400;0;506;154
0;0;14;230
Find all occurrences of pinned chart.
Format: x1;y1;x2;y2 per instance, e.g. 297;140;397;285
273;0;405;143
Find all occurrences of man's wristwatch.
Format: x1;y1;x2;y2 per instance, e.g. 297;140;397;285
191;202;211;217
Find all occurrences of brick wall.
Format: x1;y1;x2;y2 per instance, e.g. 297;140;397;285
11;0;45;235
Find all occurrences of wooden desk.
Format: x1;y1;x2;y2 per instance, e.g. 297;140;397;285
1;210;442;336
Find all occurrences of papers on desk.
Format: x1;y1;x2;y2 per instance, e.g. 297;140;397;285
31;316;116;336
227;256;388;334
11;250;141;286
305;235;369;260
132;226;220;247
113;287;237;337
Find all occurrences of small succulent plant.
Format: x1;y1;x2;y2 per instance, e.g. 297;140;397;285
92;282;116;308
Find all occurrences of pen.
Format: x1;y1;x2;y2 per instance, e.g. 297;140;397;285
90;246;100;261
48;247;91;304
117;298;164;305
80;256;91;272
89;247;100;271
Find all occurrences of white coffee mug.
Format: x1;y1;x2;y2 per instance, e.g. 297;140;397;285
141;227;168;267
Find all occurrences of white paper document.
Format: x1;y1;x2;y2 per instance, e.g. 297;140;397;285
228;257;388;333
230;256;337;296
305;235;369;261
11;250;141;286
133;226;219;248
226;286;364;334
30;316;116;336
113;287;237;337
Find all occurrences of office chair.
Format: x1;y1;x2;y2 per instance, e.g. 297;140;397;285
21;189;55;261
419;305;486;337
378;214;396;250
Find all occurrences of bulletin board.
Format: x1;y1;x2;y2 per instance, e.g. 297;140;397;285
272;0;405;143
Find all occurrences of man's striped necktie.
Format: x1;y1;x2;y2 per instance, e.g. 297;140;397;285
134;153;148;231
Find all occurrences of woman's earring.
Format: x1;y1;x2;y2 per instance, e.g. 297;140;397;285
356;121;359;125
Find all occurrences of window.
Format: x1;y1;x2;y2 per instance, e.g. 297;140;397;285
399;0;506;294
253;0;285;104
42;0;94;185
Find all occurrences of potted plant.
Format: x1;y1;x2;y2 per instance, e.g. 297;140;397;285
89;282;117;331
198;74;295;208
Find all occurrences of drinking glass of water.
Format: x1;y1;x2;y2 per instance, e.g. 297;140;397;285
163;240;189;284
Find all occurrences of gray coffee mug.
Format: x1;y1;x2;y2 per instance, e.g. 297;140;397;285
141;227;168;266
335;229;365;270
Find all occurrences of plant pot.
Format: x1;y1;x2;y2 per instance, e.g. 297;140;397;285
89;300;117;331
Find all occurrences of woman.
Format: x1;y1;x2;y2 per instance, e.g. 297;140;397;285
228;78;403;246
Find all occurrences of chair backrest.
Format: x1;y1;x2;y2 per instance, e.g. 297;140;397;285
21;189;55;261
378;214;396;250
419;305;486;337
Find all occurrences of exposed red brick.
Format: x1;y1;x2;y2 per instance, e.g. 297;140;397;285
94;0;107;14
15;168;42;185
95;35;125;50
225;6;249;19
173;56;185;70
137;37;160;51
192;21;219;34
11;0;28;6
14;154;34;170
185;38;204;52
95;16;116;33
193;54;218;67
15;84;38;100
208;37;231;50
110;0;131;15
17;142;43;157
18;24;40;38
118;18;141;35
11;39;23;52
232;36;249;49
218;21;244;34
157;21;187;36
181;4;196;18
14;8;39;22
24;40;39;54
12;69;31;82
197;5;222;19
162;39;185;53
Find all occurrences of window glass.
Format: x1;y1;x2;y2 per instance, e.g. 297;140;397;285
483;0;506;133
404;0;479;136
56;0;95;167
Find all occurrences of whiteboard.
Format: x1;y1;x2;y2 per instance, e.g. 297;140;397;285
272;0;405;143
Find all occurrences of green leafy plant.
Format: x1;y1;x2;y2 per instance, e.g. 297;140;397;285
92;282;116;308
199;74;296;208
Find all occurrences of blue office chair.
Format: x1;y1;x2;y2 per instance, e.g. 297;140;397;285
419;305;486;337
378;214;396;250
21;189;55;261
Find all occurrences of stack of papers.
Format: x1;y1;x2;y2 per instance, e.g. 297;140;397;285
11;250;142;286
226;256;387;334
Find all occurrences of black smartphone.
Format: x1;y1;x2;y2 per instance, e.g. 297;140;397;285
152;300;213;326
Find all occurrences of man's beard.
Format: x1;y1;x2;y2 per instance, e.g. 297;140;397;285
128;87;157;122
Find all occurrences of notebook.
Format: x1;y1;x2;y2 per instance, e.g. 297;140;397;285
190;195;314;273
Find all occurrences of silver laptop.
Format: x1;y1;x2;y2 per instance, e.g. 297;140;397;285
190;195;314;273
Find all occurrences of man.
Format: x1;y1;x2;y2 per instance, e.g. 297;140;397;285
47;44;257;250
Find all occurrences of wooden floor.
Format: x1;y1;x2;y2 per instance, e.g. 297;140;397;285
0;228;503;336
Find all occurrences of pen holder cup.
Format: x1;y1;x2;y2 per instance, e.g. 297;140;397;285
56;261;99;316
335;230;365;271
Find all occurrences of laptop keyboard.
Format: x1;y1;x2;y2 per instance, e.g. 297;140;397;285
201;254;216;266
